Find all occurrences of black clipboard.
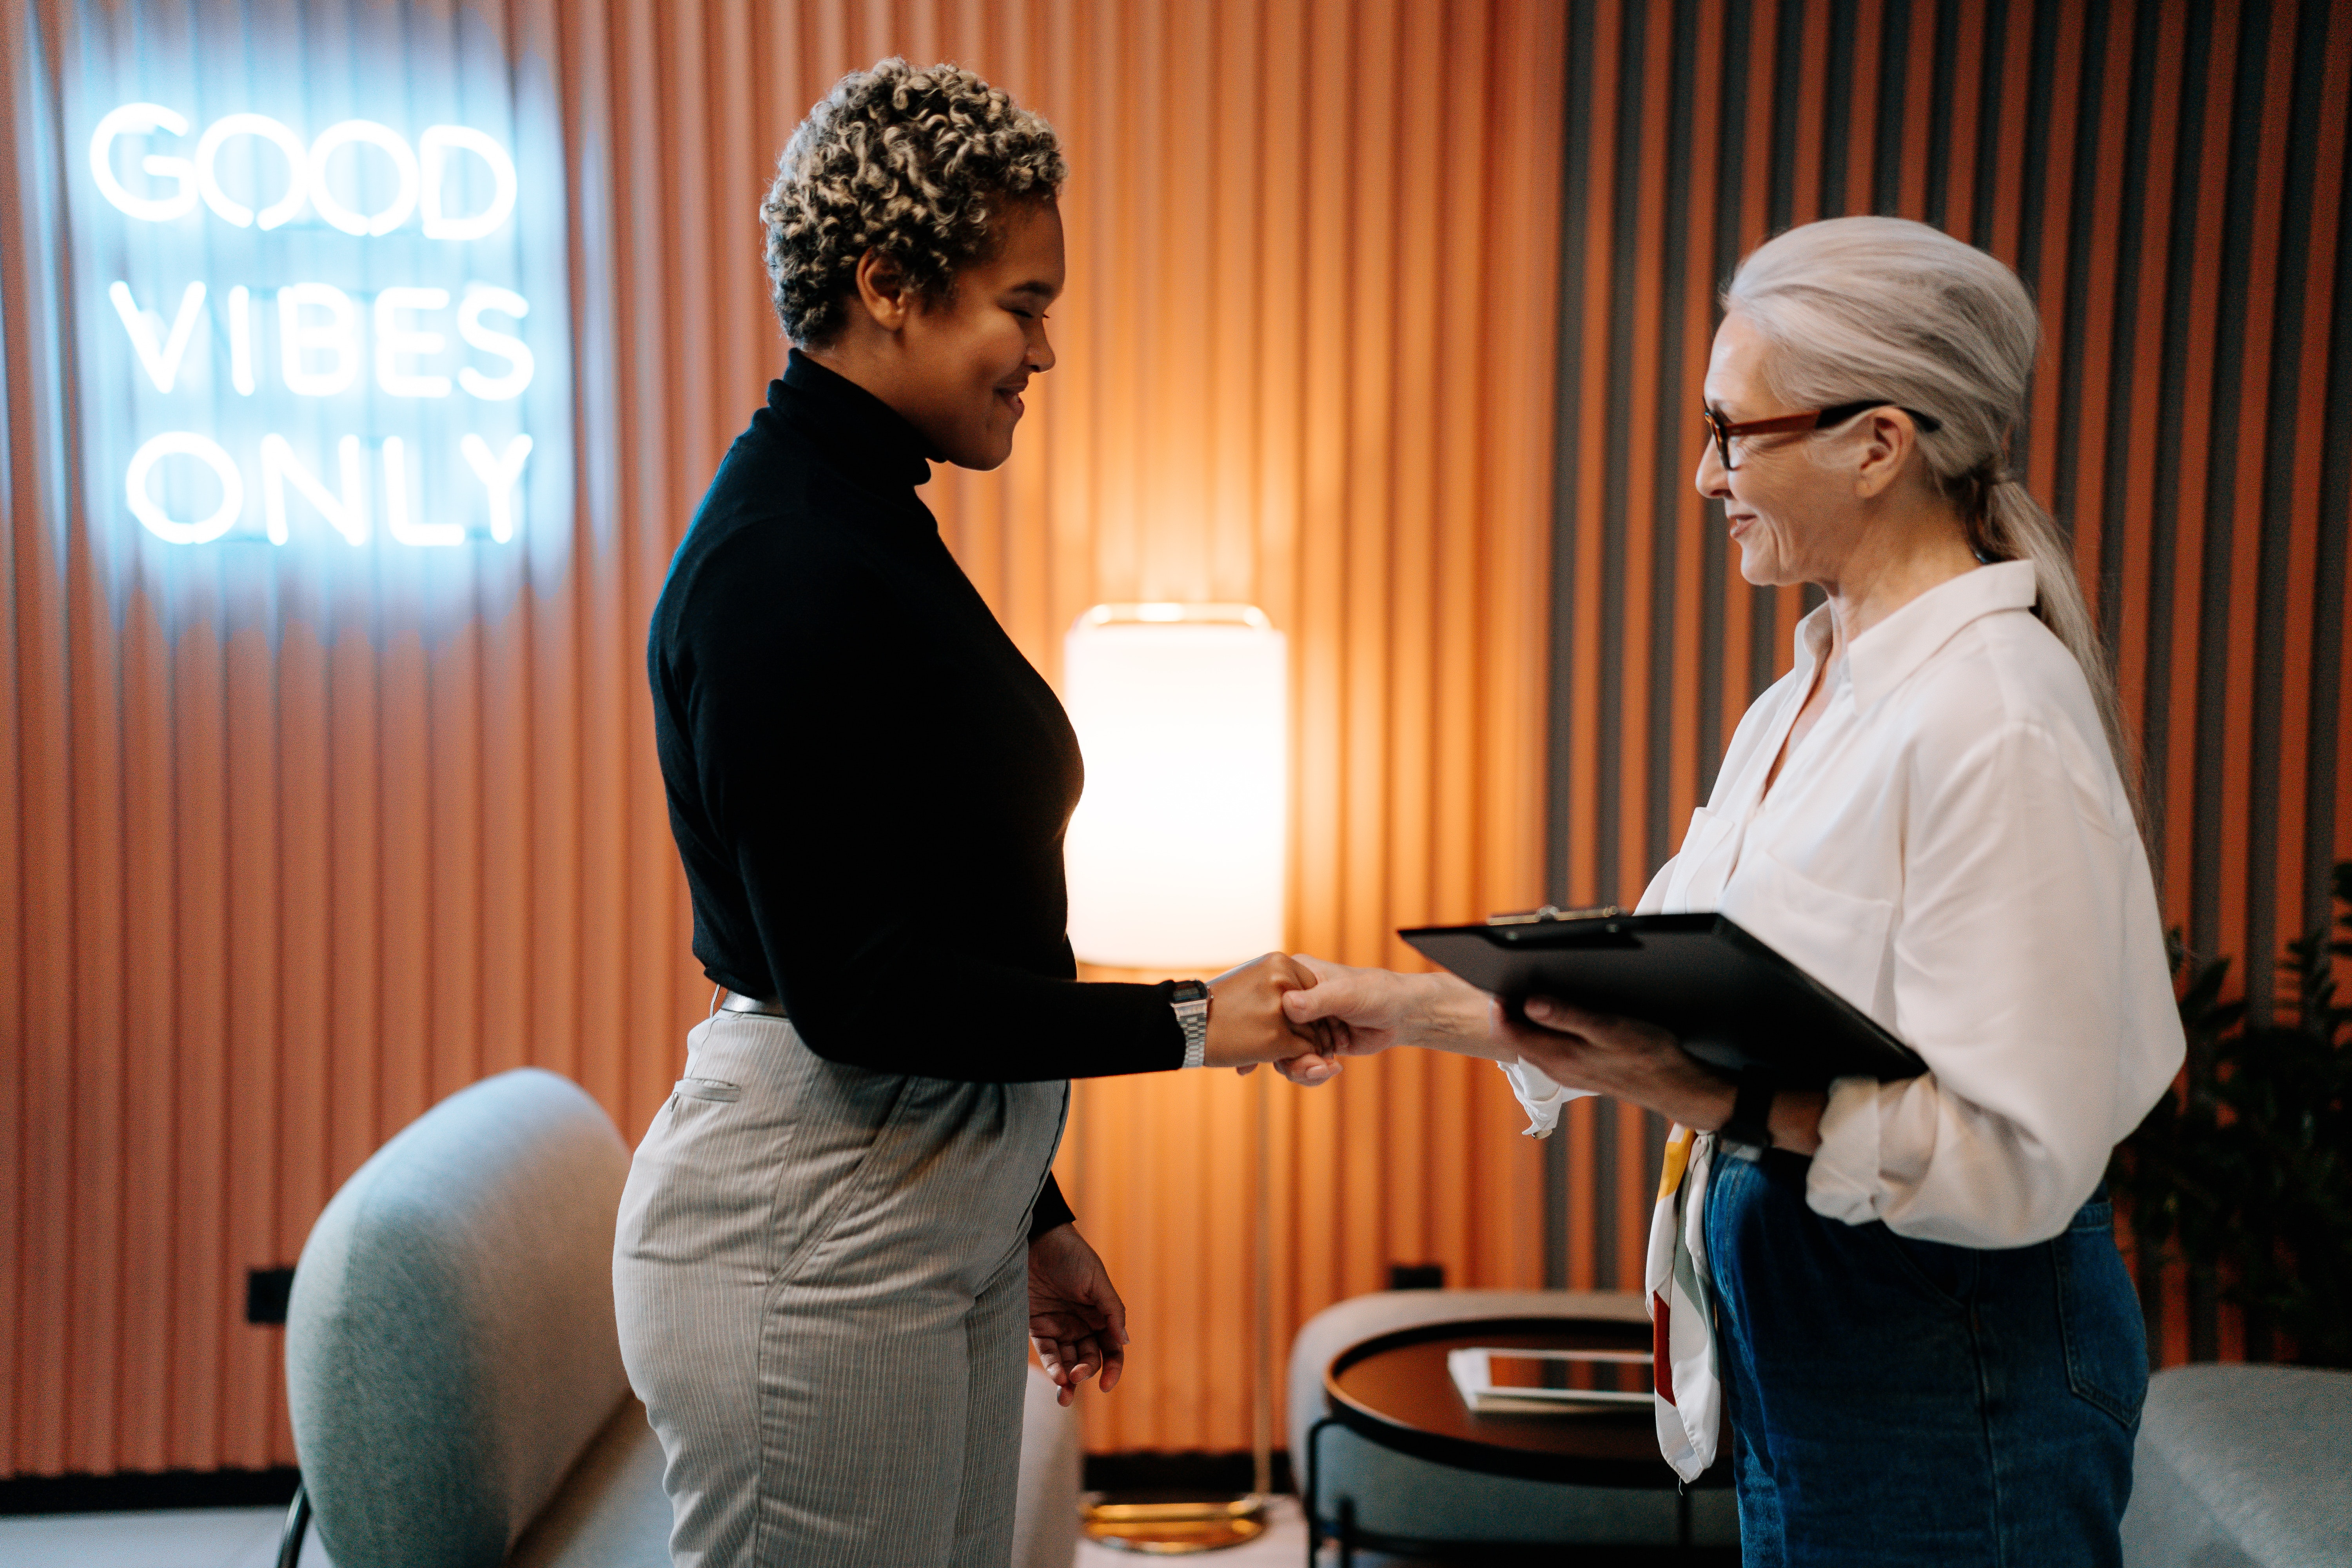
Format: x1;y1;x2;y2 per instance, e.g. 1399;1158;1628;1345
1399;908;1927;1086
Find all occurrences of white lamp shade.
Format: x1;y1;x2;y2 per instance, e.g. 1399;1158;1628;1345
1063;605;1289;969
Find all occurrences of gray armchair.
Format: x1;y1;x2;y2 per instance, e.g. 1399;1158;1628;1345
281;1067;1080;1568
282;1067;660;1568
2120;1363;2352;1568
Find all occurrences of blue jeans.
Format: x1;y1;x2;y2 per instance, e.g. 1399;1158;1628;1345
1707;1149;2145;1566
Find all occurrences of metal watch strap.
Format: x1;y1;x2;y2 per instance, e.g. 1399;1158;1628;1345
1719;1077;1776;1151
1170;980;1211;1069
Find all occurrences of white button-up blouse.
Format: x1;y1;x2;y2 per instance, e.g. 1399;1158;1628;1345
1504;560;2184;1248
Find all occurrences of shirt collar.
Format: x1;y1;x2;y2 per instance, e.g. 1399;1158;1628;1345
773;349;938;491
1812;559;2039;713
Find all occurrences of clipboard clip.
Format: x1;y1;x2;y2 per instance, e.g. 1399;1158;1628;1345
1486;904;1625;926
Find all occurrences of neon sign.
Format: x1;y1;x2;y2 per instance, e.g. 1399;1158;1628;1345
74;91;568;558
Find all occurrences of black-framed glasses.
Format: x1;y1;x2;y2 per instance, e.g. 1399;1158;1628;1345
1700;401;1942;470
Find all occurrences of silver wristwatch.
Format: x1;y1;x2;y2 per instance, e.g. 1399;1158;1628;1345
1170;980;1211;1069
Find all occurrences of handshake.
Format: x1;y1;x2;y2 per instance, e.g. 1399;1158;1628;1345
1191;952;1488;1086
1197;952;1745;1148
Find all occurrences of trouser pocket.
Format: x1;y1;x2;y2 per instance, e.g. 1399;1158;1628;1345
2053;1200;2147;1428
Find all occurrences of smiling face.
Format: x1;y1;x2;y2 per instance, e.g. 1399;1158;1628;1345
889;198;1065;471
1697;311;1872;590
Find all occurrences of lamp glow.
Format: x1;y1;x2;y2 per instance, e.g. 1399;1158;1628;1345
1062;604;1287;969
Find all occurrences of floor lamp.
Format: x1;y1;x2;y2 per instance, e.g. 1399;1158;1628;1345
1062;603;1289;1554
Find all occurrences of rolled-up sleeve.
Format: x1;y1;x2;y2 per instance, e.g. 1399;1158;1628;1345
1804;718;2183;1246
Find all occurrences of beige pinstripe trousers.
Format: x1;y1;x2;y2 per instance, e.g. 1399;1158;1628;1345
612;1011;1069;1567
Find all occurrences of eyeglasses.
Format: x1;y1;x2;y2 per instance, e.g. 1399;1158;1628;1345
1700;401;1942;471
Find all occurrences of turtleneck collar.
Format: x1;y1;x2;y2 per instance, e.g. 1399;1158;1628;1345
774;348;938;491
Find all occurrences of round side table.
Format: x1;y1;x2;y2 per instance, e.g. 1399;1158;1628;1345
1305;1316;1732;1564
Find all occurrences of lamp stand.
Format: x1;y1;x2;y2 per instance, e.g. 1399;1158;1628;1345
1077;1068;1276;1555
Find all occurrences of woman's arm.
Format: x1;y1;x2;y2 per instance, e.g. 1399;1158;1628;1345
1788;717;2181;1246
1283;959;1826;1150
676;532;1327;1082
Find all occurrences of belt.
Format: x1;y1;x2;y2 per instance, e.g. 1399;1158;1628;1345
717;990;789;1018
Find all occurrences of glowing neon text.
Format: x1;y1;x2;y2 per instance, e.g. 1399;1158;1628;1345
91;104;516;238
87;99;544;549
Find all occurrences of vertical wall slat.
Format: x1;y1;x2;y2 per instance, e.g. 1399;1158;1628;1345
2113;1;2182;907
2283;2;2350;953
271;614;327;1468
169;617;226;1468
2319;0;2352;922
62;181;125;1486
2218;2;2298;1029
2166;1;2236;988
0;24;22;1475
1728;0;1776;711
117;599;173;1475
220;623;276;1467
7;0;75;1479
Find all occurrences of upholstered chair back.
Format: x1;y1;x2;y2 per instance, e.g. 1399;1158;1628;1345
287;1069;634;1568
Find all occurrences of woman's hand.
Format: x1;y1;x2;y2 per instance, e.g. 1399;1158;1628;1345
1500;996;1824;1152
1495;997;1723;1117
1028;1223;1127;1406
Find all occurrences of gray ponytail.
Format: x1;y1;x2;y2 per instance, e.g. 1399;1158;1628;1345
1724;216;2139;824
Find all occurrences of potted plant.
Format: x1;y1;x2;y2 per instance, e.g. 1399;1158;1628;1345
2107;862;2352;1368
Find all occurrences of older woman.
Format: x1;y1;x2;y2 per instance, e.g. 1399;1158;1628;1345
617;62;1333;1568
1284;216;2183;1565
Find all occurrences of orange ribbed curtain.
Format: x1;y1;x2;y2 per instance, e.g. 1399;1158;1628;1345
1;0;1563;1475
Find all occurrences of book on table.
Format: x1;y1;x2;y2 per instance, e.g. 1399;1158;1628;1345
1399;907;1927;1087
1447;1347;1657;1414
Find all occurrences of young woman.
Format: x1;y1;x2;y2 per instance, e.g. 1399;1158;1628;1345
616;61;1333;1568
1284;216;2183;1566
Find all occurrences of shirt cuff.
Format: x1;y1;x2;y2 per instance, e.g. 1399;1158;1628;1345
1028;1171;1075;1240
1497;1058;1593;1138
1804;1075;1886;1224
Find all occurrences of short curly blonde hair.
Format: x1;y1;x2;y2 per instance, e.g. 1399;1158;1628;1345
762;59;1067;347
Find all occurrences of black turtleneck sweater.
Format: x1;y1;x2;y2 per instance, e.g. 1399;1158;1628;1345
649;352;1185;1236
